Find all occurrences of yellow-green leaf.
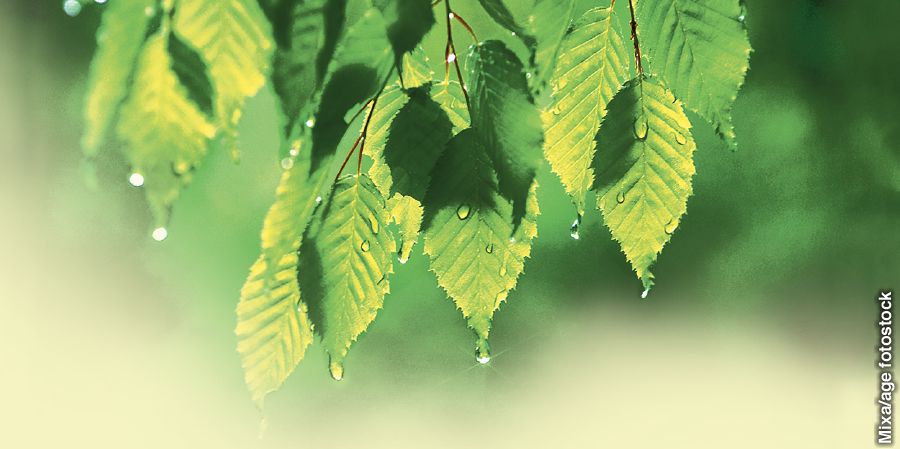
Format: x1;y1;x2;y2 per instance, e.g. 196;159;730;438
116;31;216;227
82;0;156;156
593;76;697;290
300;174;396;380
543;6;630;215
173;0;274;155
423;130;539;360
636;0;751;148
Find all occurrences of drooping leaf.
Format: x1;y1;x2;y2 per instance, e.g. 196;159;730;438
116;31;216;226
423;129;539;356
476;0;534;46
310;7;393;172
592;76;697;290
236;137;329;405
400;46;433;89
300;174;396;380
82;0;156;156
431;81;471;130
373;0;435;63
383;86;453;200
468;40;543;229
636;0;751;148
173;0;274;155
268;0;328;135
543;6;630;215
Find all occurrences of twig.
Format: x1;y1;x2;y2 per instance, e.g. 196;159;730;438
443;0;471;110
627;0;644;76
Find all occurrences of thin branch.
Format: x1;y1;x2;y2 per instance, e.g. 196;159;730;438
444;0;471;111
627;0;644;76
334;68;396;182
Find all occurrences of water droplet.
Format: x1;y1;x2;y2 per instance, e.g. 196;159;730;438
525;72;533;79
485;243;494;254
456;204;471;220
448;12;455;20
144;6;155;17
289;141;301;157
664;218;679;235
360;240;370;252
641;288;650;299
616;191;626;204
174;161;190;174
315;196;323;204
257;415;268;440
475;339;491;364
673;131;687;145
397;247;409;265
738;14;746;22
305;118;316;128
508;237;516;244
281;158;294;170
151;227;168;242
569;214;582;240
128;172;144;187
329;359;344;381
63;0;82;17
633;118;649;140
447;53;457;64
510;31;517;36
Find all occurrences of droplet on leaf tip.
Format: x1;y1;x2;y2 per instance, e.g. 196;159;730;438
329;360;344;381
280;158;294;170
151;227;168;242
128;172;144;187
641;288;650;299
633;118;649;140
456;204;471;220
63;0;81;17
360;240;370;252
475;339;491;364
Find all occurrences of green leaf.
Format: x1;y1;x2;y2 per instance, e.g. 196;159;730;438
269;0;329;136
468;40;544;229
543;6;630;215
116;31;216;227
82;0;156;156
300;174;396;380
636;0;751;148
236;138;329;405
476;0;534;45
400;47;434;89
423;129;539;356
382;85;454;201
526;0;575;91
592;76;697;290
167;31;215;118
388;193;424;264
373;0;436;60
431;81;471;131
363;85;407;195
173;0;274;155
310;7;393;172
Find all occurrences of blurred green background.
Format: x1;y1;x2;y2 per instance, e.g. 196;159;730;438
1;1;898;448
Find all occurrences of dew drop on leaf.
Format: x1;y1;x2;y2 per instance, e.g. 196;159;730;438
616;191;626;204
485;243;494;254
329;359;344;381
128;172;144;187
63;0;82;17
569;214;582;240
280;158;294;170
673;131;687;145
456;204;471;220
475;339;491;364
315;196;323;204
305;118;315;128
633;118;649;140
151;227;168;242
360;240;370;252
641;288;650;299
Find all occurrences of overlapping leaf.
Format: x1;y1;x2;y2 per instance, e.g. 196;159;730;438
82;0;156;156
593;76;697;290
300;175;396;380
543;6;630;215
116;31;216;226
423;130;539;356
236;138;329;405
636;0;750;148
468;40;543;229
173;0;274;155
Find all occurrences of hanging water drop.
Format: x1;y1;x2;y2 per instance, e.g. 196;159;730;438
664;218;679;235
63;0;82;17
569;214;582;240
305;118;315;128
128;172;144;187
281;158;294;170
673;131;687;145
456;204;471;220
151;227;168;242
475;339;491;364
289;141;301;157
485;243;494;254
447;53;457;64
398;248;409;265
633;118;649;140
360;240;370;252
329;359;344;381
641;288;650;299
616;191;626;204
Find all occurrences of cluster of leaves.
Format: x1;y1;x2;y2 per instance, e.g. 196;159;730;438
80;0;750;405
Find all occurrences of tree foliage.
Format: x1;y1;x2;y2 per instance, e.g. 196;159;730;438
78;0;751;404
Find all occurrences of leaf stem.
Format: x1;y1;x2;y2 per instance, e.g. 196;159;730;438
627;0;644;76
443;0;471;111
334;68;395;182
